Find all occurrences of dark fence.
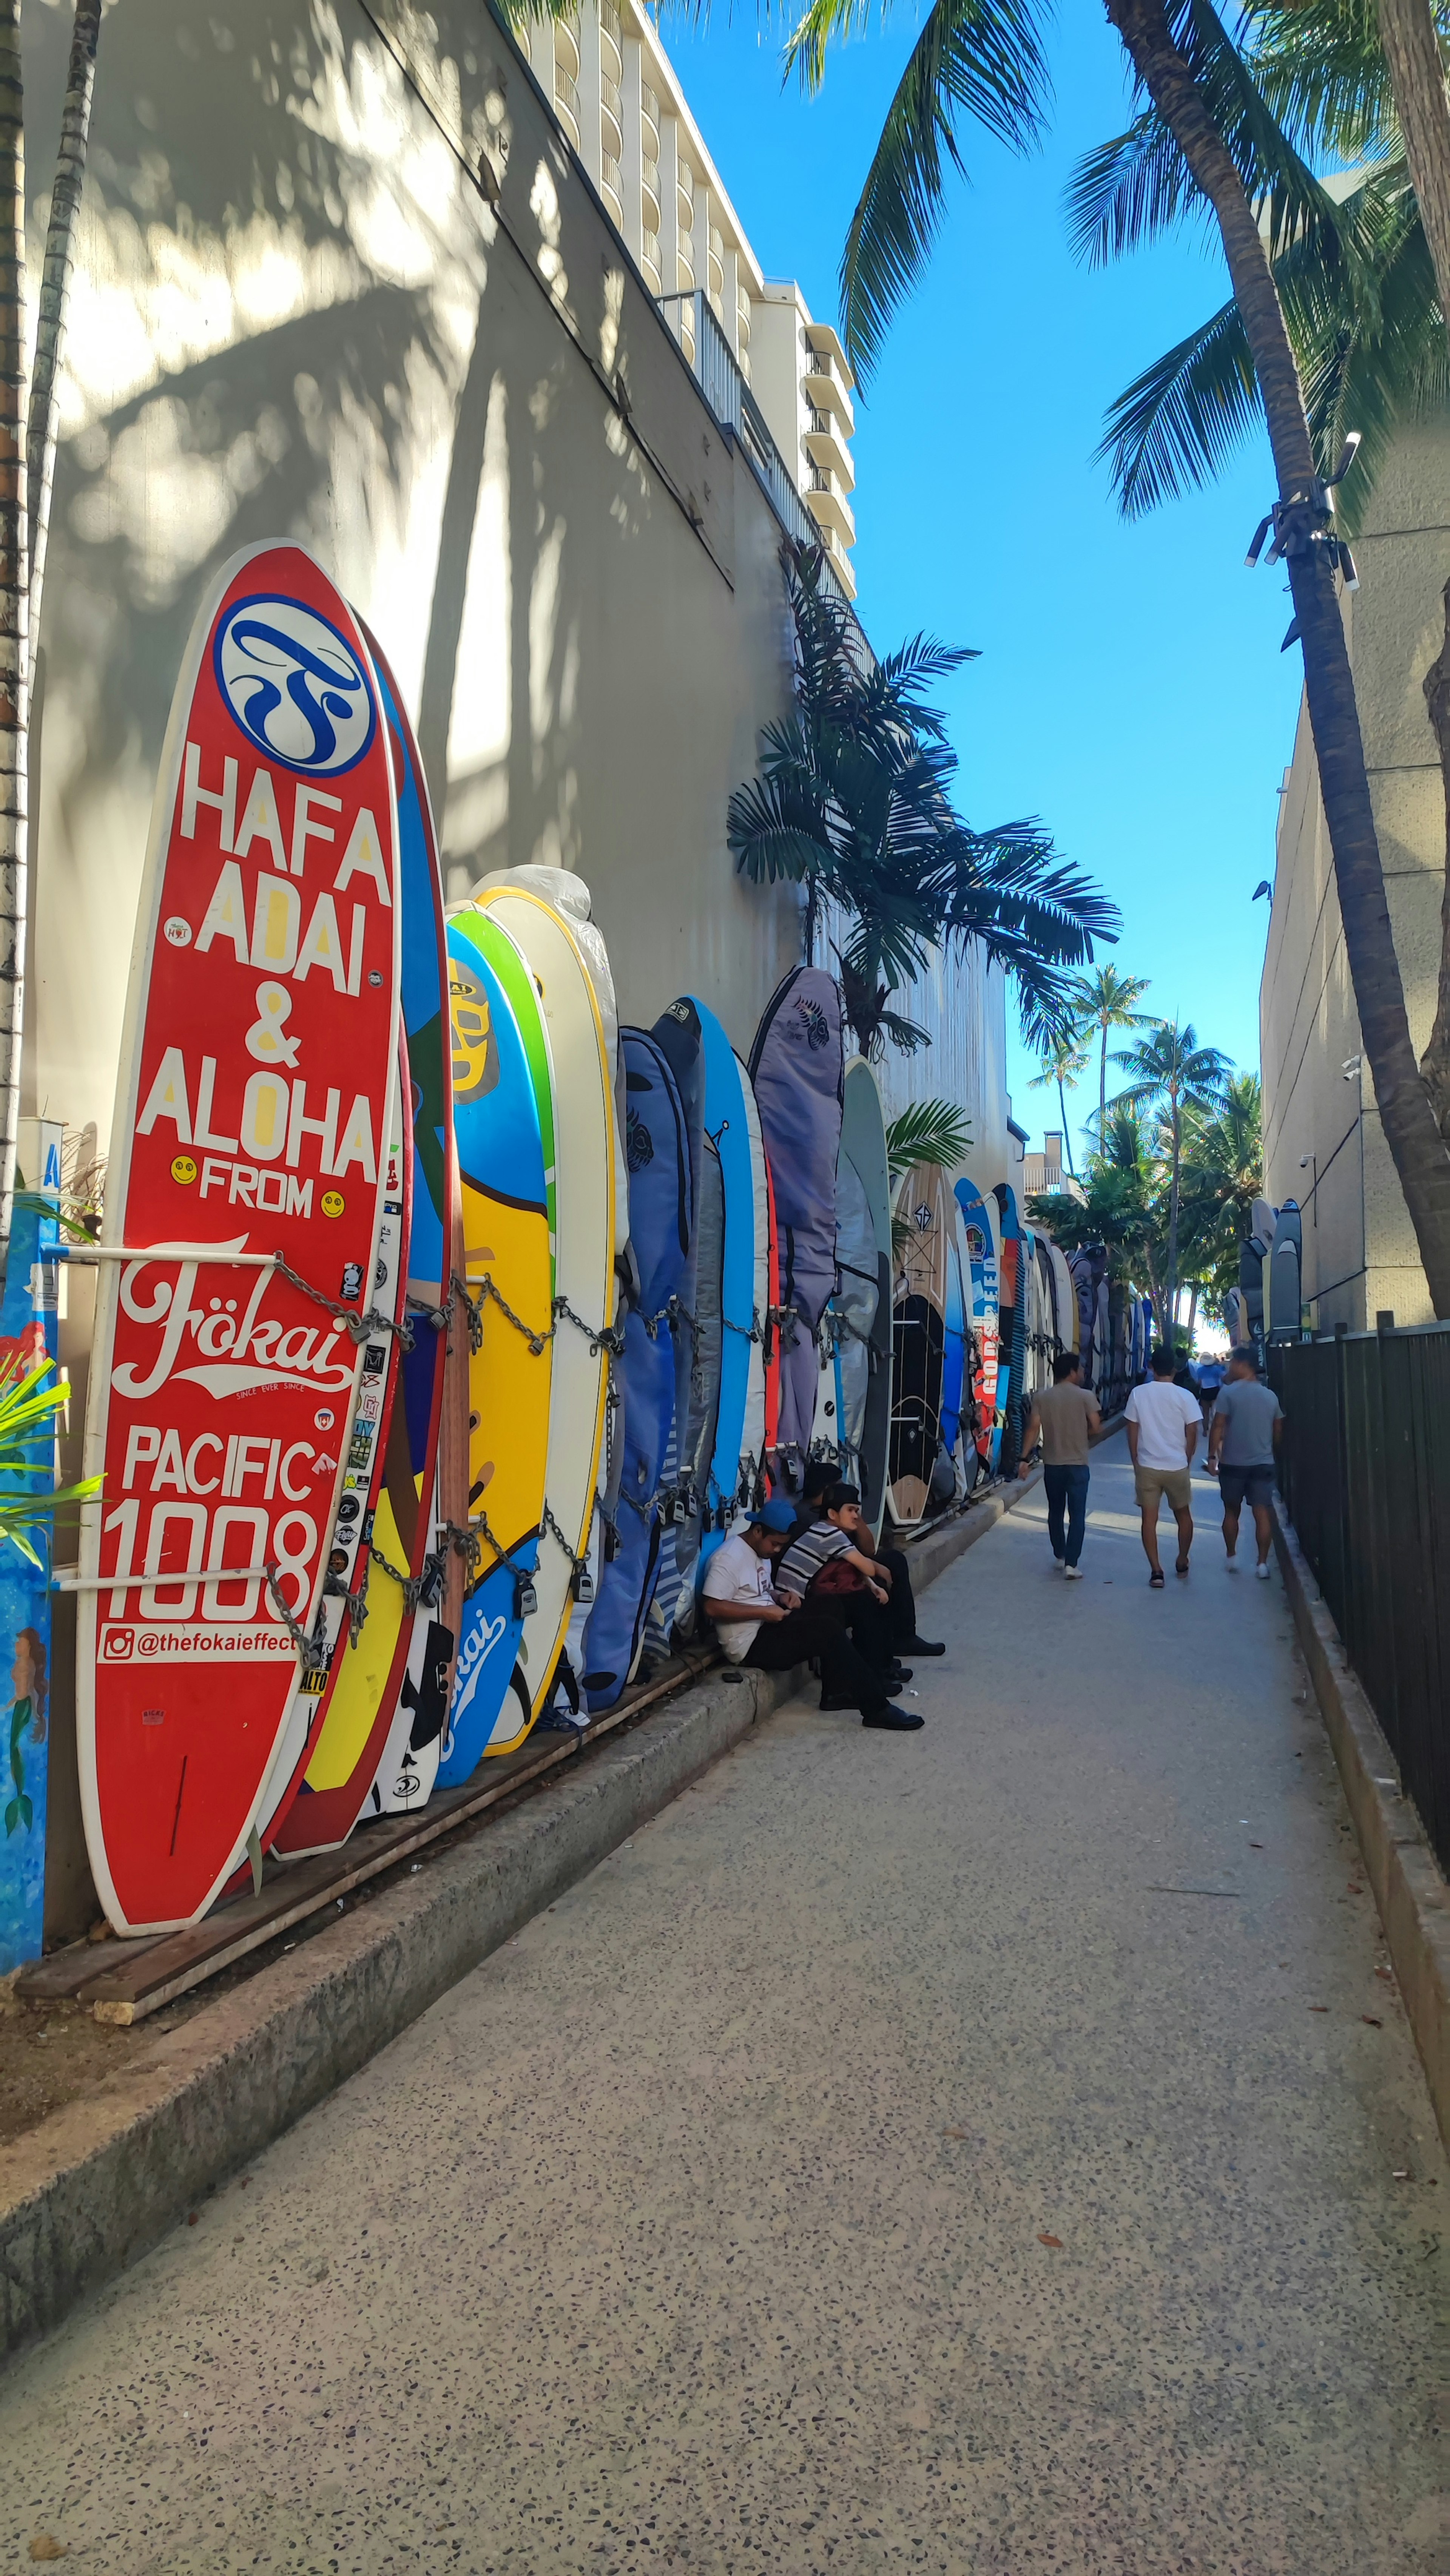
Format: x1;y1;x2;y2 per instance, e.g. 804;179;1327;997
1270;1323;1450;1875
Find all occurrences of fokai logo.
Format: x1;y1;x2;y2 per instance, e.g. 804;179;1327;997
214;597;376;775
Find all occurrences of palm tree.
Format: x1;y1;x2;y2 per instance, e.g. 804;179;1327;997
0;0;105;1276
1028;1031;1089;1176
727;543;1118;1057
1028;1104;1168;1333
1178;1071;1264;1321
784;0;1450;1316
1069;965;1153;1133
1110;1019;1230;1333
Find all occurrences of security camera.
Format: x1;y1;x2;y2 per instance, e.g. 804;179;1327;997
1299;1155;1311;1169
1342;1054;1362;1080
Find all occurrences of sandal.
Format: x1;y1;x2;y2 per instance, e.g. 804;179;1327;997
1149;1570;1165;1587
1175;1559;1191;1577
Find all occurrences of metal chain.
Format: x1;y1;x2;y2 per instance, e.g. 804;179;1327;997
271;1250;415;1351
322;1561;370;1647
552;1293;626;1358
367;1541;426;1617
470;1271;552;1357
721;1308;763;1342
449;1272;483;1354
265;1564;332;1679
542;1499;595;1600
440;1518;482;1583
469;1502;537;1610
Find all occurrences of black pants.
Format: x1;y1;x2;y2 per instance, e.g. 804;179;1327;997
874;1546;918;1650
743;1608;892;1713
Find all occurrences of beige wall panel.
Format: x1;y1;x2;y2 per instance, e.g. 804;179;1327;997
1261;416;1450;1330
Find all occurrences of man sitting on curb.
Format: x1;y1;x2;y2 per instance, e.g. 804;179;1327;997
789;1460;946;1661
1207;1351;1283;1579
701;1497;924;1732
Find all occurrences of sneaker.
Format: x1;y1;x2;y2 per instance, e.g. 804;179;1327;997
1224;1553;1239;1570
905;1637;946;1657
1255;1562;1272;1580
1063;1565;1084;1580
863;1703;926;1731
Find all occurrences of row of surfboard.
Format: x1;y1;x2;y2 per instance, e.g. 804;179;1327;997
71;540;1145;1940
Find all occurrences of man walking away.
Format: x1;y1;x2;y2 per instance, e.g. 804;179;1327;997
1208;1353;1283;1579
1125;1344;1202;1587
1019;1351;1101;1577
790;1458;945;1660
702;1497;924;1731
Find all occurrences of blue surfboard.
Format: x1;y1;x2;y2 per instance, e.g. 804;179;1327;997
689;1001;767;1591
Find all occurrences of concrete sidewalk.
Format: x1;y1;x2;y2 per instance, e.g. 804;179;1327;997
2;1443;1445;2572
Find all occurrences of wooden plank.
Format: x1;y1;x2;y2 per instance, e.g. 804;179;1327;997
14;1933;164;2004
83;1644;722;2023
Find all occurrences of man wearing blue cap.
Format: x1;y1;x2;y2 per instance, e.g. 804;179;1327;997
702;1498;924;1732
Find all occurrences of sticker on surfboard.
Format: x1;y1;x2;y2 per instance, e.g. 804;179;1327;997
77;543;401;1936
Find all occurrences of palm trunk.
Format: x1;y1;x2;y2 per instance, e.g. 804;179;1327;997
1166;1094;1181;1340
1186;1280;1199;1347
1373;4;1450;1142
1422;579;1450;1132
1378;0;1450;323
26;0;100;698
1106;0;1450;1318
1058;1075;1077;1176
0;0;27;1280
1099;1024;1107;1132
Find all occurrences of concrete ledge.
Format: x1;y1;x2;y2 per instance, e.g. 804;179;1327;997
1273;1502;1450;2152
0;1467;1049;2364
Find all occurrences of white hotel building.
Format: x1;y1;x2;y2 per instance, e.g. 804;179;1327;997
524;0;859;597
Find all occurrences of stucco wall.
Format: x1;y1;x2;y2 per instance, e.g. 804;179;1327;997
21;0;1014;1938
1260;420;1450;1330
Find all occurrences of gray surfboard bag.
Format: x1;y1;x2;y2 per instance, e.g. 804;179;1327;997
748;966;844;1485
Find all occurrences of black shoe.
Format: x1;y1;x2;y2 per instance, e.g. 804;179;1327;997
864;1703;925;1731
886;1664;914;1687
905;1637;946;1658
818;1693;863;1712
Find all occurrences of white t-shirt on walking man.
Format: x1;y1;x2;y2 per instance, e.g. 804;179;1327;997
1125;1379;1201;1471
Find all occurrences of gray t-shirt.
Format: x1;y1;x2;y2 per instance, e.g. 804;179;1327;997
1211;1377;1283;1467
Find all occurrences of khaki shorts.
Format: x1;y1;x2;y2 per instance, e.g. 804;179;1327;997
1134;1464;1192;1513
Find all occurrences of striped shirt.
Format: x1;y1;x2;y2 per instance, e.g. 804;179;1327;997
776;1519;853;1598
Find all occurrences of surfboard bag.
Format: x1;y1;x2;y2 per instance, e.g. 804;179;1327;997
747;968;844;1483
831;1151;879;1500
579;1028;693;1712
647;998;718;1648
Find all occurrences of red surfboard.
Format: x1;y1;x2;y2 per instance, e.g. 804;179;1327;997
763;1156;782;1489
77;544;401;1935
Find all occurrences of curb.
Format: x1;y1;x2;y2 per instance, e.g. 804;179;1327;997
1273;1502;1450;2152
0;1468;1044;2364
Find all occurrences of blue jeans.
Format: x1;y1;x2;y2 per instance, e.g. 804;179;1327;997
1044;1463;1090;1567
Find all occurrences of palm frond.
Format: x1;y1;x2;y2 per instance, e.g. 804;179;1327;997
1096;294;1259;517
828;0;1053;379
1065;111;1211;268
885;1097;974;1178
1245;0;1398;162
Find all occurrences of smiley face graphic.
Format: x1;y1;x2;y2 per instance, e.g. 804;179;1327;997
321;1189;346;1219
171;1154;198;1185
449;964;498;1107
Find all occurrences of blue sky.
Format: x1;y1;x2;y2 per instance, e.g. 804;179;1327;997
662;2;1302;1168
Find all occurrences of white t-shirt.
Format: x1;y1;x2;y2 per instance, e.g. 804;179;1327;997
701;1532;777;1661
1126;1379;1201;1471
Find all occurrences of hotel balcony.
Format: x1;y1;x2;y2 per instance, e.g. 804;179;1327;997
802;335;854;432
806;461;855;546
805;406;854;491
553;20;582;151
811;519;857;597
